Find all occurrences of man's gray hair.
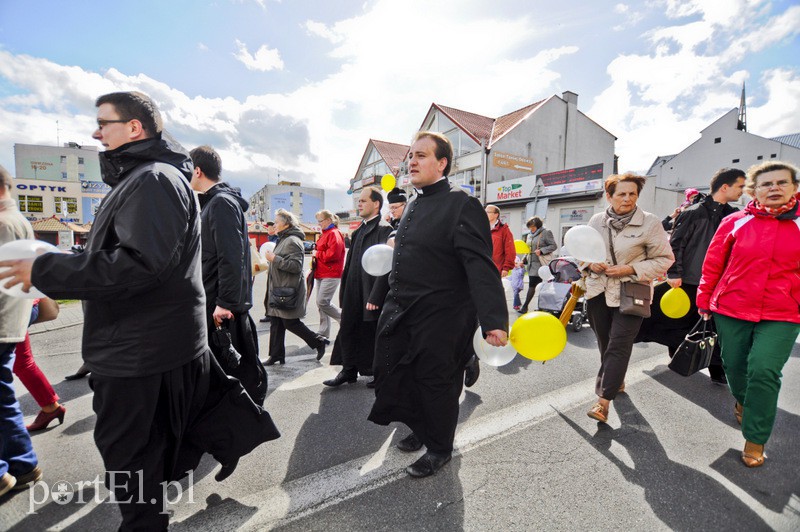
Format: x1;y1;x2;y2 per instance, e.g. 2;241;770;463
275;208;299;228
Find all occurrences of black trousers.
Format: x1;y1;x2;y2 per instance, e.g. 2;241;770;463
587;295;643;400
521;275;543;310
89;353;209;532
268;316;321;360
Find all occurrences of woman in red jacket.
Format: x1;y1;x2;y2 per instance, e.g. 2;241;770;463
313;210;346;342
697;161;800;468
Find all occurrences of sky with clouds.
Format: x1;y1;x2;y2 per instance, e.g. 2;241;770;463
0;0;798;211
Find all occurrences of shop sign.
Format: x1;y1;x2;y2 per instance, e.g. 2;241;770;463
492;151;534;173
16;184;68;192
559;207;594;223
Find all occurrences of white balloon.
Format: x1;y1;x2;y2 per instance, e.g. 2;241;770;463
0;239;60;299
361;244;394;276
563;225;606;263
472;327;517;367
259;241;276;258
537;265;554;282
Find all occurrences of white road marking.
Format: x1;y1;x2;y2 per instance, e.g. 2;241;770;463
275;365;342;392
359;428;397;476
170;352;667;531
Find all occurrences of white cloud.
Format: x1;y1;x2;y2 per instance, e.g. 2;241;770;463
233;39;284;72
303;20;343;43
197;42;209;52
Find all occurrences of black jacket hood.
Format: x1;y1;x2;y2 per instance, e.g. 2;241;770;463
99;131;193;187
200;182;249;211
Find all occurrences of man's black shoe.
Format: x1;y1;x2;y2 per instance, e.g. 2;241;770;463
396;432;423;452
366;378;376;389
215;458;239;482
259;316;270;323
406;451;451;478
323;371;357;387
709;365;728;385
316;336;330;361
464;354;480;387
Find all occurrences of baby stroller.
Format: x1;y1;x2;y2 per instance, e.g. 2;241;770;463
536;257;588;332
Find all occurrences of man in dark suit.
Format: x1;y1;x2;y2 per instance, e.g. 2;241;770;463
368;131;509;478
324;186;392;387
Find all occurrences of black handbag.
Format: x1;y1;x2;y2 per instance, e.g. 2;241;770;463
668;318;718;376
269;285;300;310
608;227;651;318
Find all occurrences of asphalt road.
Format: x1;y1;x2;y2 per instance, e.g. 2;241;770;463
2;274;799;531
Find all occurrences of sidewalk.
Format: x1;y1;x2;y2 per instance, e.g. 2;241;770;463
29;301;84;335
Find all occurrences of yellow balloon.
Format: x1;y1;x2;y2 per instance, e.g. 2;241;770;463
381;174;396;192
509;311;567;362
660;287;691;319
514;239;531;254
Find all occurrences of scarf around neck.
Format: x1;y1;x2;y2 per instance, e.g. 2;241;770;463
751;193;798;218
605;205;637;232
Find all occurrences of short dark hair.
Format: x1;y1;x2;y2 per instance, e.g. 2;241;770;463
526;216;543;229
364;185;384;211
95;91;163;137
0;164;11;190
604;172;646;196
709;167;745;194
413;131;453;177
190;145;222;181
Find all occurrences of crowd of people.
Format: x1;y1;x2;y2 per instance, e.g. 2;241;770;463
0;89;798;529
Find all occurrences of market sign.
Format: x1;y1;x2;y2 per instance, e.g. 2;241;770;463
488;163;604;203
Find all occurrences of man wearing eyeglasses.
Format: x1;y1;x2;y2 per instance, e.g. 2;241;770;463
385;187;407;230
0;92;229;529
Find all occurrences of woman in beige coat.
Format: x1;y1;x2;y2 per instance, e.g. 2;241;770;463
584;173;674;423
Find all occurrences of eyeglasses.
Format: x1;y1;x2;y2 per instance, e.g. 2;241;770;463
755;180;794;190
96;119;130;130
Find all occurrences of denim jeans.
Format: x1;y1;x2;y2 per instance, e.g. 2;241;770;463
0;343;39;477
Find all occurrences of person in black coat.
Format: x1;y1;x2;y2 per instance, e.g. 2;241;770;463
637;167;745;383
190;145;267;405
368;132;509;478
324;186;392;386
0;93;279;530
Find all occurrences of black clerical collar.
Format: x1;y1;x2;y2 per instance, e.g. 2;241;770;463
414;177;449;196
361;214;380;226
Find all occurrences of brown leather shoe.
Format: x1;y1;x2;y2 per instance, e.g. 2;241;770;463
734;402;743;425
742;441;765;468
12;466;42;490
587;403;608;423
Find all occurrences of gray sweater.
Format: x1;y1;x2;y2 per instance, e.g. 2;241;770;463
0;198;35;343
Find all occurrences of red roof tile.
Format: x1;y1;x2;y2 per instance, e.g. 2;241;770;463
490;99;546;147
372;139;410;175
31;217;70;232
434;104;495;145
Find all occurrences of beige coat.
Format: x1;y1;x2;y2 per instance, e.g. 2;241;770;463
0;199;35;343
585;207;674;307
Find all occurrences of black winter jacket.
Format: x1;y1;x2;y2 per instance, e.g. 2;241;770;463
32;134;208;377
667;195;739;285
198;183;252;314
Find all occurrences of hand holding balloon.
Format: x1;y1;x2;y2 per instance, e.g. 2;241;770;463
484;329;508;347
605;264;635;278
589;262;607;273
0;239;61;298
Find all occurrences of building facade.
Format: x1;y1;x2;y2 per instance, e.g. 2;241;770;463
247;180;326;225
13;142;108;224
348;139;409;211
643;108;800;218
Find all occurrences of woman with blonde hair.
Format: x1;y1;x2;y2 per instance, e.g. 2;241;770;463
697;161;800;467
584;173;674;423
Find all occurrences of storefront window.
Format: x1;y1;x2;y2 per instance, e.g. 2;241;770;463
19;195;44;213
54;196;78;214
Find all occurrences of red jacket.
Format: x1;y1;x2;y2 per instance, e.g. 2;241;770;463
491;221;516;273
697;196;800;324
314;226;345;279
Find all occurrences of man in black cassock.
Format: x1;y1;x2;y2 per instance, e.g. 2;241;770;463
324;186;392;386
368;131;509;478
190;145;267;405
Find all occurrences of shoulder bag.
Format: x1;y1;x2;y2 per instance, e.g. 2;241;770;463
668;318;717;376
269;283;301;310
535;233;555;266
608;227;651;318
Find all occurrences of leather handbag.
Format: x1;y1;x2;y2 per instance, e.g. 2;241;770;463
668;318;717;376
269;285;300;310
608;228;651;318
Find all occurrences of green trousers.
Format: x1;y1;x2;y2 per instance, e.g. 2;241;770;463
714;314;800;445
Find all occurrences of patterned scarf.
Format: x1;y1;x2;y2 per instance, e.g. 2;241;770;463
752;194;798;217
605;205;637;232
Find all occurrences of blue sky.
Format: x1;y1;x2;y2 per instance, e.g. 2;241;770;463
1;0;798;211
